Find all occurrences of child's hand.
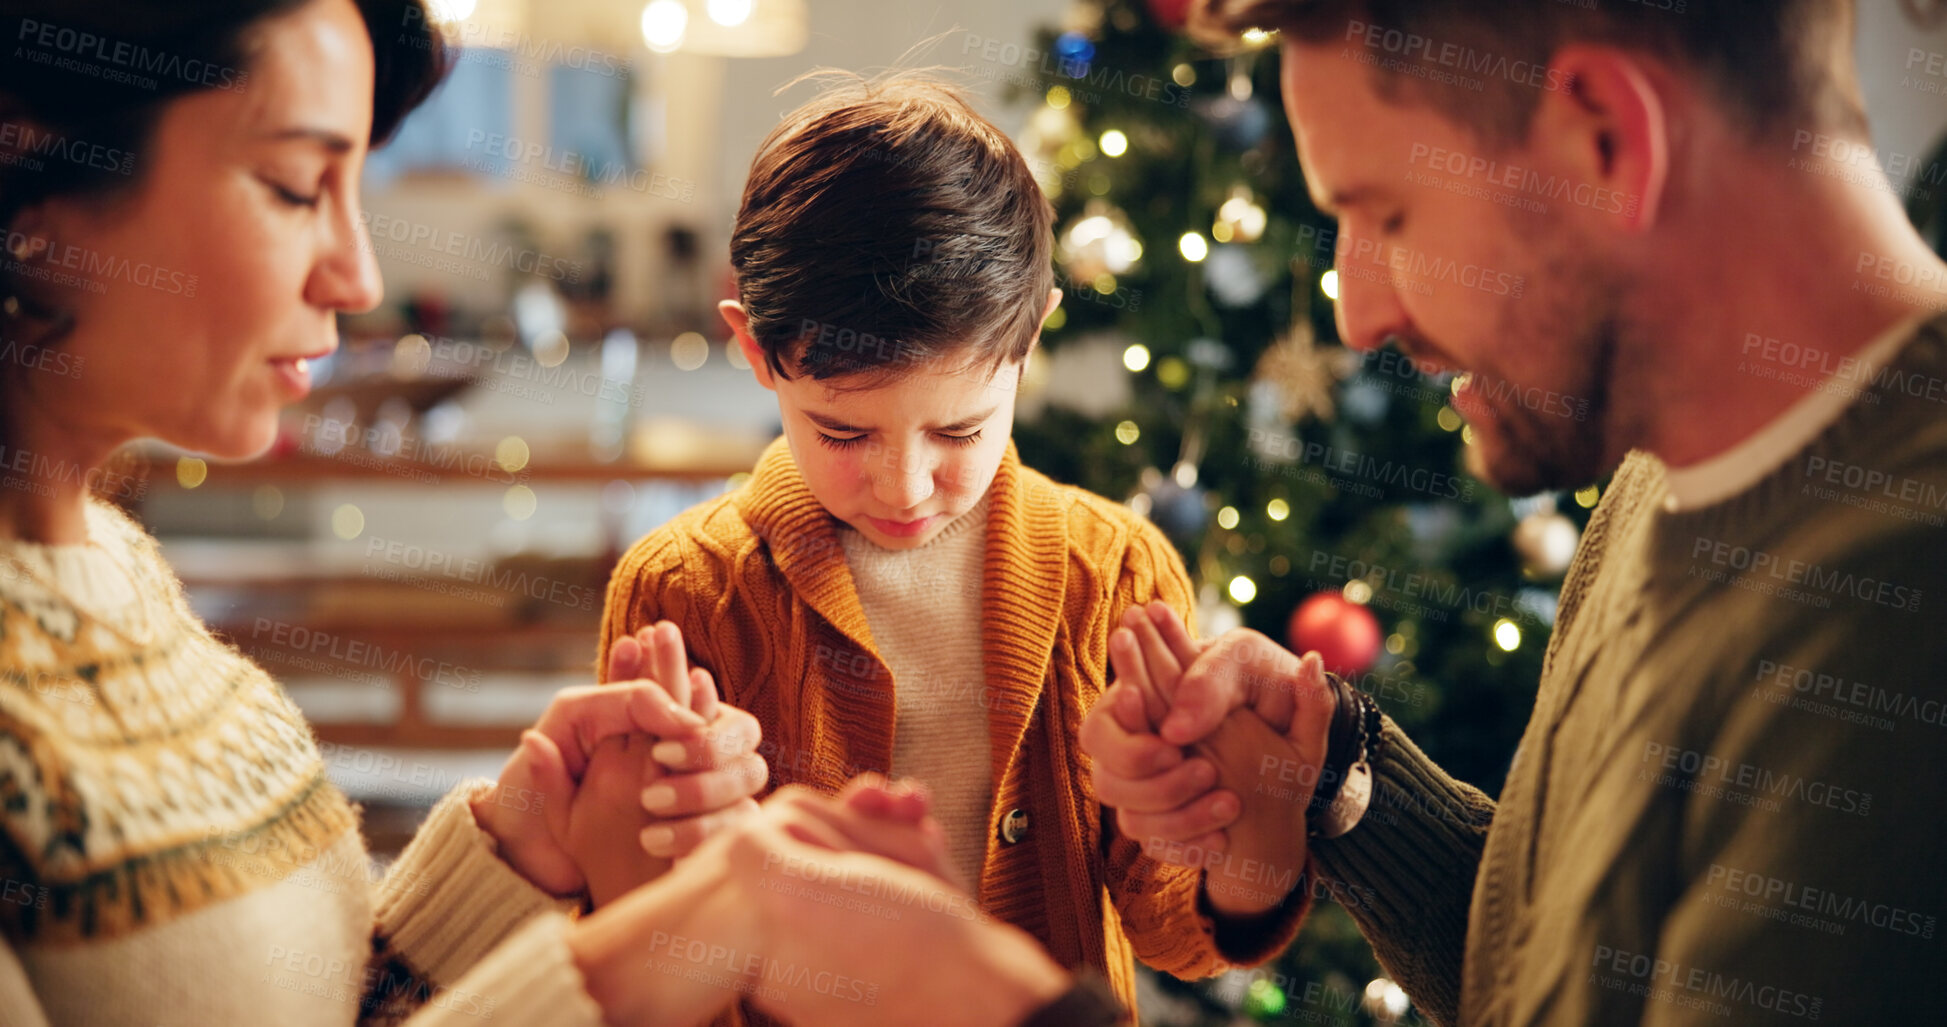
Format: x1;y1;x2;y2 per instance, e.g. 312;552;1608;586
567;624;768;907
1085;604;1330;916
470;673;708;897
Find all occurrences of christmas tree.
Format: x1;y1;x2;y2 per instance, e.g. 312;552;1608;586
1002;1;1590;1021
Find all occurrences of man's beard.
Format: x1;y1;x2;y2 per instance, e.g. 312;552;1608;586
1460;258;1620;497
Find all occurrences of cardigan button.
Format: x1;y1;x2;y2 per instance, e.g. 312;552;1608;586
1000;808;1030;845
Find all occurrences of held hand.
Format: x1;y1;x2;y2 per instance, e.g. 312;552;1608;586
570;783;1064;1027
470;641;710;896
569;625;768;907
1082;603;1334;915
733;788;1066;1027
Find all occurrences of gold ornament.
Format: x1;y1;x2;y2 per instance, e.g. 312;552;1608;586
1254;320;1356;423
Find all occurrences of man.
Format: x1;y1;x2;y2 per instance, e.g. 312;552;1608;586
1085;1;1947;1024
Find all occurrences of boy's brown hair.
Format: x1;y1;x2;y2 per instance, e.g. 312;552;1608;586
729;73;1054;385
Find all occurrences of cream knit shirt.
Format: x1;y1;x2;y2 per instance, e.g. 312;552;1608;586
839;498;994;894
0;501;601;1026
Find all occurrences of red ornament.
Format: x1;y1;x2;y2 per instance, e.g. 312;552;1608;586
1287;592;1382;677
1147;0;1194;31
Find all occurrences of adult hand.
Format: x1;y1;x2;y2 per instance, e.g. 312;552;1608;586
570;779;1067;1027
469;637;710;896
1082;603;1334;915
568;623;768;907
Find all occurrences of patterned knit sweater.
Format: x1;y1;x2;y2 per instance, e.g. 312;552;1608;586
1308;313;1947;1025
0;501;603;1026
599;440;1310;1025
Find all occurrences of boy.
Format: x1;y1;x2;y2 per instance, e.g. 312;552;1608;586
595;75;1306;1021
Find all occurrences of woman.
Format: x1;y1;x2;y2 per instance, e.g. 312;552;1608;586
0;1;1097;1024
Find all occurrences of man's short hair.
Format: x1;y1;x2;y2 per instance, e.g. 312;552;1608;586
1193;0;1867;146
729;73;1055;385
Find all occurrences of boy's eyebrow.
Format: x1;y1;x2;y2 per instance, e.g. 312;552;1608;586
803;406;999;434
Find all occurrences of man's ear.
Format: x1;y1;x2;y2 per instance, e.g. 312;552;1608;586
1534;45;1669;234
1041;288;1063;327
719;299;776;391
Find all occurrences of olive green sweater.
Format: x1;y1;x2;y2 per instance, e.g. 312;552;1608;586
1311;312;1947;1026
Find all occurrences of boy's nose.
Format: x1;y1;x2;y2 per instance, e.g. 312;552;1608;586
873;456;935;510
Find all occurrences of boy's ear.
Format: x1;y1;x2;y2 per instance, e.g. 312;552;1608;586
1041;289;1063;327
719;300;777;391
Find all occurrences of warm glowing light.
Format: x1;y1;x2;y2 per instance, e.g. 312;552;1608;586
1266;498;1290;521
1343;579;1374;604
707;0;752;27
1179;232;1209;262
1494;618;1522;651
1046;86;1072;109
1099;129;1128;157
1217;506;1240;530
1321;269;1340;300
1229;576;1258;604
641;0;688;51
495;436;531;474
331;504;364;540
1575;484;1601;508
504;485;538;521
671;331;710;370
176;457;207;489
1123;344;1151;372
1115;420;1141;445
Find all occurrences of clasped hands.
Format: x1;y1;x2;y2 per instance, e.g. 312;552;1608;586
1080;601;1337;918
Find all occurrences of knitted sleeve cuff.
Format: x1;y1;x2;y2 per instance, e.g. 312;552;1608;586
400;912;605;1027
1196;865;1312;968
1308;716;1496;1026
374;779;580;986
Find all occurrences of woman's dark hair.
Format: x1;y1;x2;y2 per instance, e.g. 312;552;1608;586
729;72;1056;386
0;0;449;448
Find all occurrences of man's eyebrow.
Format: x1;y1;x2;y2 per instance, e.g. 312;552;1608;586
262;126;356;154
1315;185;1376;216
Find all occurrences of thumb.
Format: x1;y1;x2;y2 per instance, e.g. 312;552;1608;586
505;730;583;894
1286;653;1335;787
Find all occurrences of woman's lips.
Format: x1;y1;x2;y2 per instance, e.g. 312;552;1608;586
269;356;312;397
